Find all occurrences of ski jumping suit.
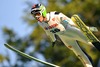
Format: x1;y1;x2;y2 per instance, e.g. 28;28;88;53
38;11;93;67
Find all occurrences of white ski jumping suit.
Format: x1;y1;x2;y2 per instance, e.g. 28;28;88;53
38;11;93;67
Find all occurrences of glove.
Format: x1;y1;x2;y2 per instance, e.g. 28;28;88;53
52;41;56;47
51;39;60;47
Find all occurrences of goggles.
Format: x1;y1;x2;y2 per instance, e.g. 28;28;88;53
31;8;41;15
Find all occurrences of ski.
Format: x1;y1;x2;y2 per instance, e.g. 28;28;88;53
4;44;60;67
71;15;100;51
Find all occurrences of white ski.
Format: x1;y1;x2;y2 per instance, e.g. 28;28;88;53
4;44;60;67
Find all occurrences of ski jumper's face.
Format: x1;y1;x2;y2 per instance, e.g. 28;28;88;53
34;13;44;22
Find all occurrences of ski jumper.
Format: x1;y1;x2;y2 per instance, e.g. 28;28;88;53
38;11;93;67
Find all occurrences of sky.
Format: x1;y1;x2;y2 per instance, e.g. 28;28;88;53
0;0;29;54
0;0;47;66
0;0;35;66
0;0;45;67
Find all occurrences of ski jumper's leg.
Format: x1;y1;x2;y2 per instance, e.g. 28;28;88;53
56;24;93;67
76;41;94;66
58;36;93;67
57;25;92;46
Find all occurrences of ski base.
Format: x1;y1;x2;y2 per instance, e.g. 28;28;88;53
71;15;100;51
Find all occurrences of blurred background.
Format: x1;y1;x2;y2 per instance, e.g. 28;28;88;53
0;0;100;67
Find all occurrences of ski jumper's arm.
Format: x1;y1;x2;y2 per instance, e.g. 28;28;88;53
38;22;56;42
56;13;76;27
56;13;98;32
45;30;56;42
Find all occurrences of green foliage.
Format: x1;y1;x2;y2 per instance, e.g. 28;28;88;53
0;55;6;63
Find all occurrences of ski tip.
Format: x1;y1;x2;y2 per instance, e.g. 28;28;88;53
4;43;8;46
72;14;79;17
4;43;11;49
71;14;79;21
4;43;9;46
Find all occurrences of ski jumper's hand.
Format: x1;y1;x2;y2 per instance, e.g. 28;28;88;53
52;41;56;47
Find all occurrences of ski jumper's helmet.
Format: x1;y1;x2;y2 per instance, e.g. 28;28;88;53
31;4;47;17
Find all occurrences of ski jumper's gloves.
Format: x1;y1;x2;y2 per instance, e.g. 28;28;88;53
52;41;56;47
51;34;64;47
51;34;57;47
